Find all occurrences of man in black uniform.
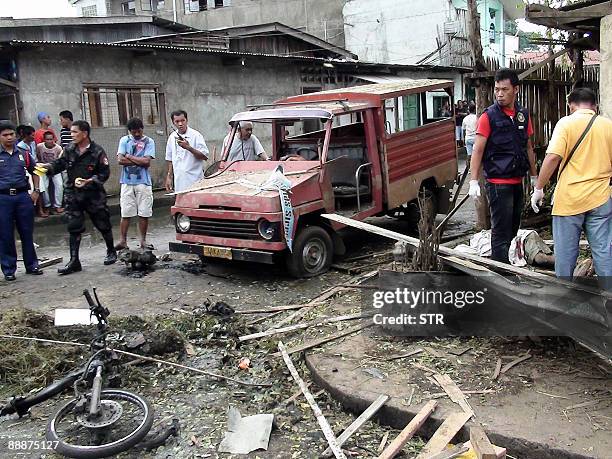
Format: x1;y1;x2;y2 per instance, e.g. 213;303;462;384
42;120;117;274
0;121;43;281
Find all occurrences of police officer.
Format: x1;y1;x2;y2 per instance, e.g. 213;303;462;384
0;120;43;281
41;120;117;274
468;68;539;264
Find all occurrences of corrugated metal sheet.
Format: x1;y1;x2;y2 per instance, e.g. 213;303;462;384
384;120;456;182
302;79;454;97
6;39;345;62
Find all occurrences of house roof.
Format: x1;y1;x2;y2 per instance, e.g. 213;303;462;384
210;22;358;60
525;0;612;32
3;39;344;62
0;15;196;33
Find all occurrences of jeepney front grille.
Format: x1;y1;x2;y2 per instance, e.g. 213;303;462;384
189;217;260;240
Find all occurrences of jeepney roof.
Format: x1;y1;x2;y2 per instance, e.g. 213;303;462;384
229;101;373;123
280;79;454;104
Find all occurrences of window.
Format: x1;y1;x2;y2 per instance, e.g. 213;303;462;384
82;86;163;128
184;0;206;13
215;0;224;7
141;0;153;11
122;1;136;14
81;5;97;16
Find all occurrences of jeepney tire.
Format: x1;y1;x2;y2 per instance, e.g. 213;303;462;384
286;226;333;278
402;189;438;228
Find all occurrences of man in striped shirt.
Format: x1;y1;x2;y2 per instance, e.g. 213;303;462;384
59;111;73;148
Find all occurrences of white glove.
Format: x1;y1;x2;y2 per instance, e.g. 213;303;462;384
530;176;538;188
468;179;481;198
531;188;545;213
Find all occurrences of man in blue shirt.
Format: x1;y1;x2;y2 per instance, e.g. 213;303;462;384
115;117;155;250
0;121;43;281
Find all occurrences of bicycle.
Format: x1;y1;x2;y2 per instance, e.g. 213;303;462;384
1;288;160;458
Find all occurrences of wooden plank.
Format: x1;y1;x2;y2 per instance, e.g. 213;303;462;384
470;427;497;459
426;445;470;459
278;341;347;459
322;394;390;457
385;348;424;361
38;257;63;268
432;374;474;418
235;302;326;314
501;353;532;374
462;441;507;458
322;213;612;299
377;400;438;459
238;312;366;342
518;48;569;81
272;322;373;357
492;359;502;381
416;412;472;459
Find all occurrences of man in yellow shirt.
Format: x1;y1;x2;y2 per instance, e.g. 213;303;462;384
531;87;611;286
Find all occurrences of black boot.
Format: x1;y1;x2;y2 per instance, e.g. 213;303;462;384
58;234;82;275
102;231;117;265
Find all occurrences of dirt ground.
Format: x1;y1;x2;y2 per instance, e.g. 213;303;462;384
0;188;609;458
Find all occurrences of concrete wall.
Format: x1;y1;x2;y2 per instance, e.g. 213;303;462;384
601;15;612;119
343;0;451;65
167;0;347;48
16;47;303;194
344;0;508;66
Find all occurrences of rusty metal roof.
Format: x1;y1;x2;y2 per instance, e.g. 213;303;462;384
230;108;333;123
305;79;454;96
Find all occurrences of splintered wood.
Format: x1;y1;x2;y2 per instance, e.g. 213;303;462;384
415;412;472;459
469;426;497;459
278;341;346;459
432;374;474;418
322;394;390;457
378;400;438;459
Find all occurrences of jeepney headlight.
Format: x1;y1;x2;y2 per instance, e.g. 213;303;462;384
258;219;276;240
175;214;191;233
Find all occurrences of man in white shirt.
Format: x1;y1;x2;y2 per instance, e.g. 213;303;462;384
461;103;478;157
165;110;209;192
224;121;269;162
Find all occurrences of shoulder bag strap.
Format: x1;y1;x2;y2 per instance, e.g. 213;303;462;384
558;113;597;179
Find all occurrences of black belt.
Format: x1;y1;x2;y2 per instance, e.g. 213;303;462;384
0;187;29;196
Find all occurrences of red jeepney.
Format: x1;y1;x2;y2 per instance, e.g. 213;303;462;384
169;80;458;277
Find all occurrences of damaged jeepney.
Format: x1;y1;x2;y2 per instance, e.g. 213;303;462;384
169;80;459;277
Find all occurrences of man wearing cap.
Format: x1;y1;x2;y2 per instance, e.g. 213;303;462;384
0;120;43;281
34;112;57;145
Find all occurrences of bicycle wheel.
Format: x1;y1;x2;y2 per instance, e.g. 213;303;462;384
46;389;154;459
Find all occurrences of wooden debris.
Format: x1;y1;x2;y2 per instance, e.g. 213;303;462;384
415;412;472;459
535;390;569;399
281;382;312;406
411;362;437;374
38;256;62;268
564;399;604;411
235;302;326;314
429;390;495;399
247;310;283;326
278;342;346;459
378;432;390;454
469;426;497;459
461;441;506;458
272;322;373;357
270;269;378;329
432;374;474;418
385;348;424;361
407;387;415;405
500;353;532;374
447;347;472;356
425;347;444;358
492;359;502;380
238;312;367;342
322;394;390;457
377;400;438;459
426;445;470;459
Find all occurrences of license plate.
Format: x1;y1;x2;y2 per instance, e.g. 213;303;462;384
202;245;232;260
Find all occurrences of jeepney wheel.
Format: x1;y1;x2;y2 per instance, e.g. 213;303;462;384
393;189;438;228
286;226;333;278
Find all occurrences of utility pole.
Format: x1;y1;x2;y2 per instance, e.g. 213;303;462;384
467;0;491;230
